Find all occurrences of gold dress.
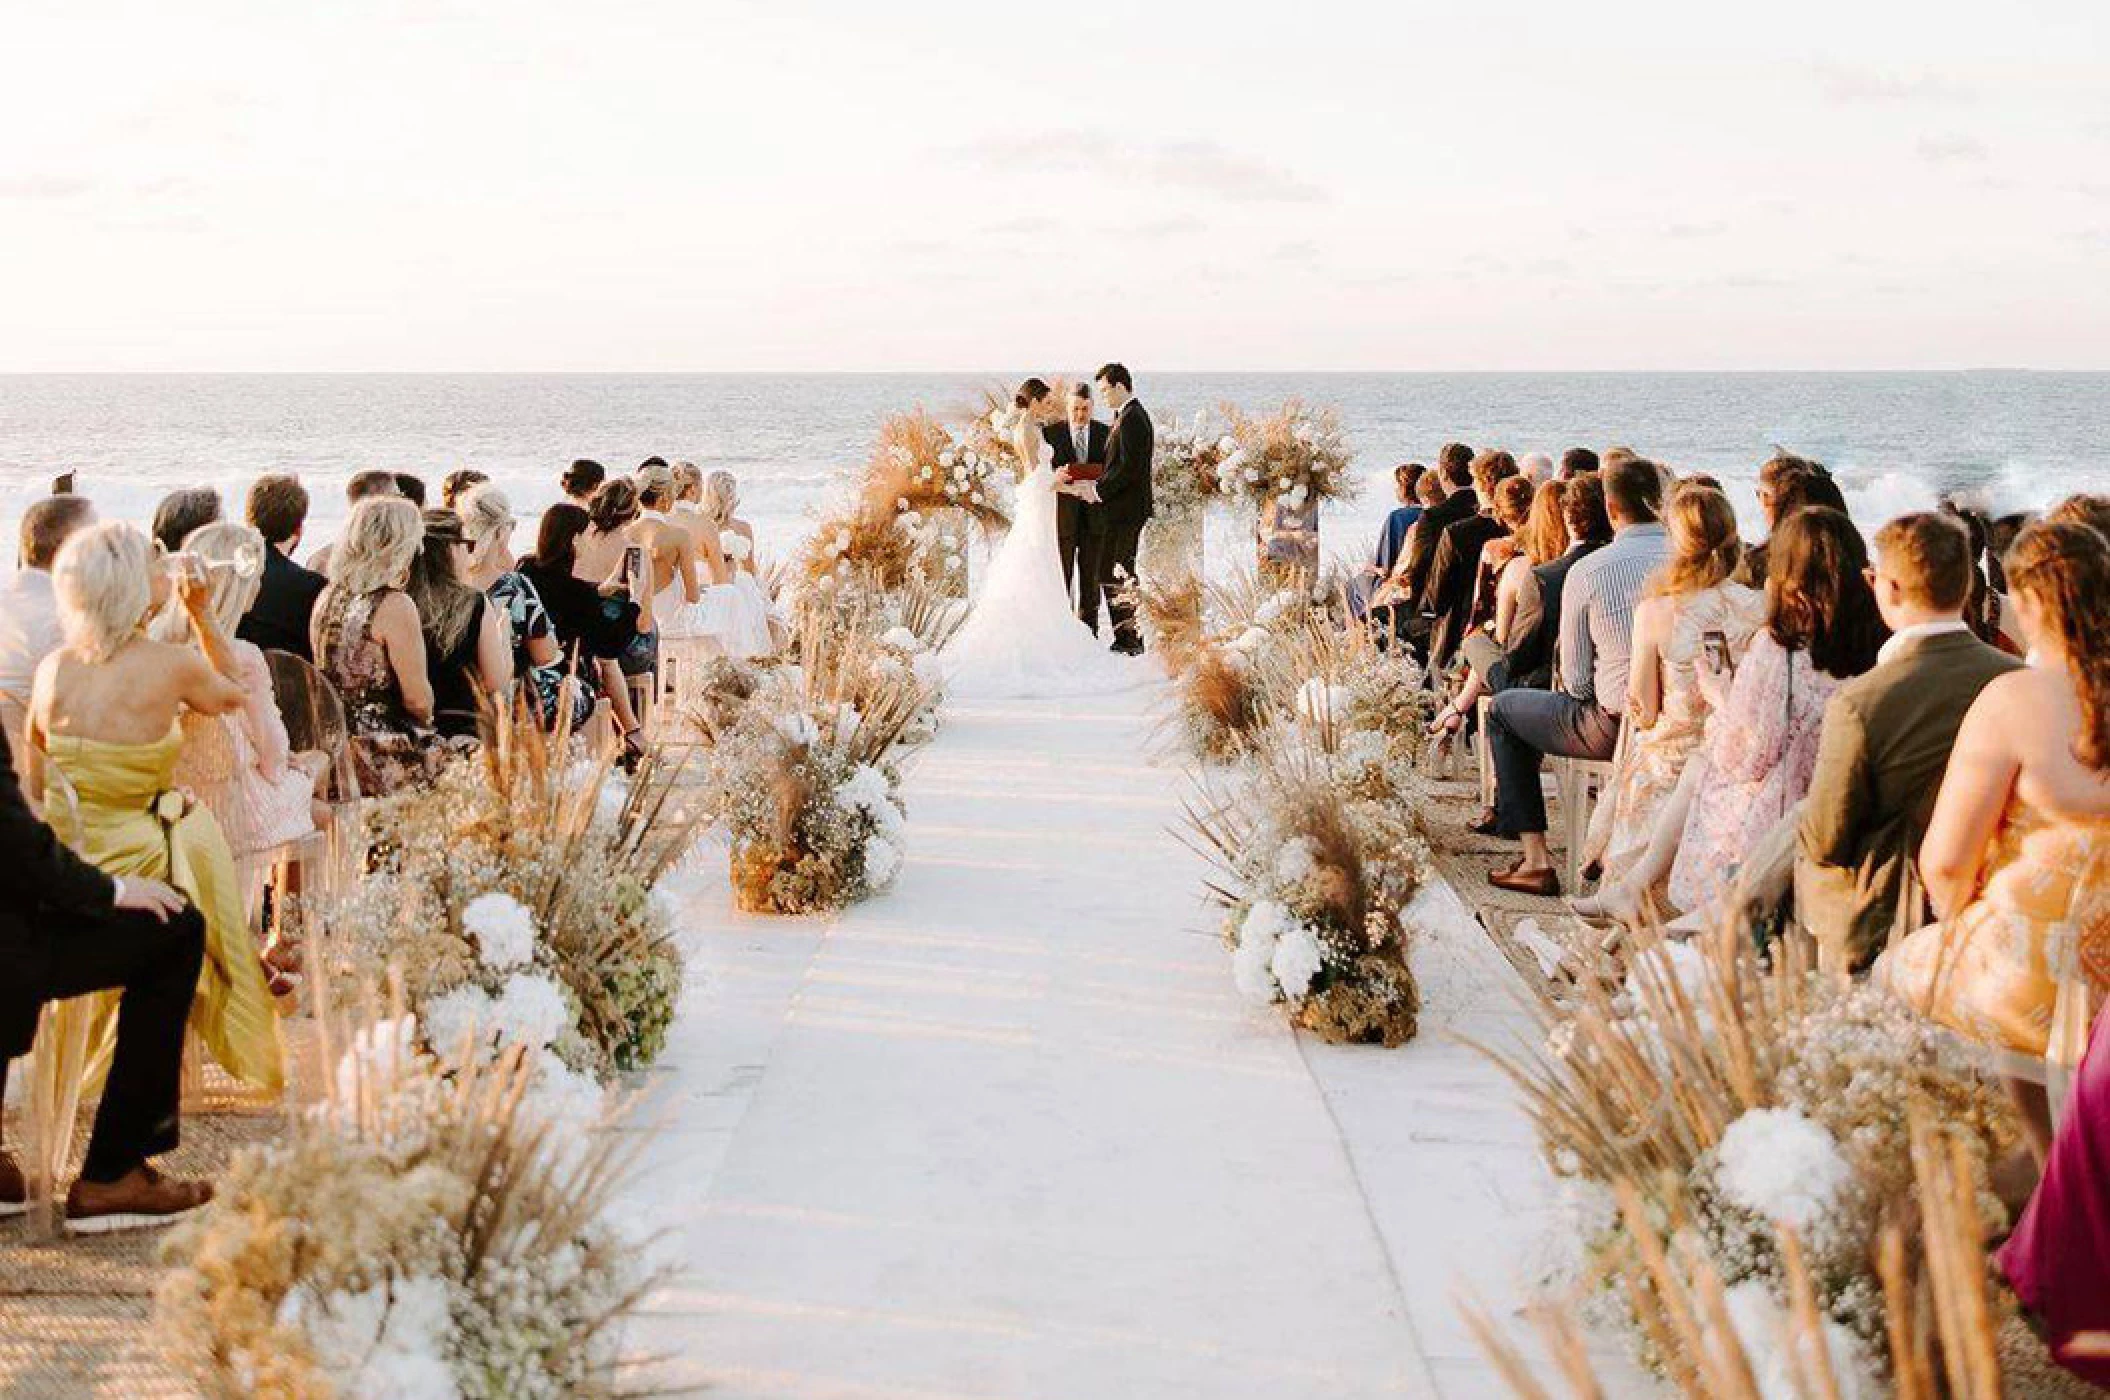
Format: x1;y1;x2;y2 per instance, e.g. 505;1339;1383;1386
42;725;284;1092
1879;796;2110;1056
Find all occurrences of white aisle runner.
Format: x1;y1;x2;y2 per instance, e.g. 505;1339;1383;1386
626;684;1637;1399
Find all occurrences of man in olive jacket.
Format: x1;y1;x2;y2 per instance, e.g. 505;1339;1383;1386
1796;512;2021;972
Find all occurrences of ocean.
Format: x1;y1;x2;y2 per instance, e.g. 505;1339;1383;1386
3;372;2106;573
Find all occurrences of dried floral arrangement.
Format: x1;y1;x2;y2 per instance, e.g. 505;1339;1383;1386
1217;400;1358;515
1151;410;1235;520
323;703;698;1090
1473;924;2023;1382
155;980;662;1399
1184;744;1431;1046
863;407;1013;531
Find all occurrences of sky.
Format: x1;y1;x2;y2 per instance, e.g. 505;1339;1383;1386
3;0;2107;372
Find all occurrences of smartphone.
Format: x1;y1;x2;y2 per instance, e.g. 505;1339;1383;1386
623;545;646;586
1701;629;1732;673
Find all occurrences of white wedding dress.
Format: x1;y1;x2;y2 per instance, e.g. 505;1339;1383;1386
945;432;1146;700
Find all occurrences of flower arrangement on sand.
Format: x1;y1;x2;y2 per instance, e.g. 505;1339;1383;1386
1217;400;1358;515
863;407;1012;532
155;984;661;1399
324;704;697;1086
1473;925;2023;1383
1185;749;1430;1046
1149;410;1235;520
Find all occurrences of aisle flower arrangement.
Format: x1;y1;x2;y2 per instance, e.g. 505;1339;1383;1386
1476;925;2022;1380
1185;749;1430;1045
862;407;1012;531
325;707;697;1090
1218;400;1358;515
1151;411;1234;519
155;989;659;1399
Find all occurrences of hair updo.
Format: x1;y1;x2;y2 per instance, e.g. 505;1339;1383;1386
1013;377;1053;411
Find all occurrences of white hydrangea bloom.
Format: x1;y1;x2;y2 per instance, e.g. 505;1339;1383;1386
1715;1107;1853;1230
492;971;572;1052
1232;900;1288;1005
1269;926;1323;999
1293;678;1352;725
1274;836;1316;886
422;984;497;1060
775;712;821;746
461;892;534;973
517;1057;607;1137
879;625;923;654
295;1274;459;1400
864;835;902;889
1720;1280;1878;1400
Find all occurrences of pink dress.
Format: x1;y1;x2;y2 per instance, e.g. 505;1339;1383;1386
175;640;316;859
1666;630;1842;916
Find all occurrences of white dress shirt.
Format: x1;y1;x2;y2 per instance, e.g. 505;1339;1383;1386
0;568;62;744
1874;617;1971;668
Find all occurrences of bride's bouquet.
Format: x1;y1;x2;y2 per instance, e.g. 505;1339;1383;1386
1219;400;1357;514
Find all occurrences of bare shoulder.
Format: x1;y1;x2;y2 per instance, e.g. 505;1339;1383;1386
371;590;420;629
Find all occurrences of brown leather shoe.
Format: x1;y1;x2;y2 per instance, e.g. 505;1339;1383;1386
64;1164;213;1235
0;1153;24;1218
1490;864;1562;898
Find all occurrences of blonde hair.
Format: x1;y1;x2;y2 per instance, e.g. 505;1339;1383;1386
52;521;156;662
672;461;703;502
457;483;516;568
149;521;265;643
637;462;678;510
332;496;423;597
1648;484;1742;599
704;470;740;528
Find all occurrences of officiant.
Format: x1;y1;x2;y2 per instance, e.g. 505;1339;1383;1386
1044;383;1110;604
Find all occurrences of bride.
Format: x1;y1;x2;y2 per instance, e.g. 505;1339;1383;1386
945;378;1147;699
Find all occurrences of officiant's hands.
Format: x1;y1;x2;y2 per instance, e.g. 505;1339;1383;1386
1059;478;1101;503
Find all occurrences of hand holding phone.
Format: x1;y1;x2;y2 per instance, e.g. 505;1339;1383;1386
1700;629;1733;676
623;545;646;588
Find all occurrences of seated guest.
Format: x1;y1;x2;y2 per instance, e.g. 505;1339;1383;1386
25;523;282;1095
1433;477;1560;736
1737;452;1847;586
2045;493;2110;543
406;509;511;740
439;469;488;511
1664;507;1884;917
1421;451;1520;669
1348;463;1426;625
1997;1002;2110;1387
698;470;781;658
150;487;221;557
1386;442;1477;638
2;496;96;749
562;458;607;503
311;497;439;796
1500;475;1612;694
1519;453;1553;486
1796;512;2023;971
152;522;327;875
1577;484;1759;898
307;469;401;577
0;725;216;1231
1879;521;2110;1057
1559;446;1599;480
458;486;597;734
575;478;661;682
1484;458;1669;895
235;474;327;661
633;463;706;634
392;472;427;507
518;504;650;754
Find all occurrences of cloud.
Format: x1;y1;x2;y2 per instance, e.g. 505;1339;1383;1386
1118;214;1206;239
1663;221;1727;240
955;132;1326;204
0;175;94;200
1917;133;1989;164
1271;239;1318;262
982;215;1057;236
1812;62;1974;106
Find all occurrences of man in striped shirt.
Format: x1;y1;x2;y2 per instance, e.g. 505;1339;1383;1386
1483;457;1669;896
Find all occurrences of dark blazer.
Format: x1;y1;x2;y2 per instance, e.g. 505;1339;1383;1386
1421;511;1508;667
1098;399;1155;525
238;546;328;661
1396;486;1476;611
0;728;119;1056
1046;418;1111;542
1504;539;1606;690
1796;628;2023;972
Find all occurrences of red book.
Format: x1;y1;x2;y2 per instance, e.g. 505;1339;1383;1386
1065;462;1106;482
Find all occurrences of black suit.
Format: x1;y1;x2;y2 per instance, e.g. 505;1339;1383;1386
0;729;204;1182
1422;511;1509;670
1085;398;1155;649
1396;486;1477;618
1044;418;1111;603
238;545;328;662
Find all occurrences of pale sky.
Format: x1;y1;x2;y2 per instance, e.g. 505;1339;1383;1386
4;0;2107;371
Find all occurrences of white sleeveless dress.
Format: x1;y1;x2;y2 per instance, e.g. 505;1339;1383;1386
944;437;1146;699
656;506;775;659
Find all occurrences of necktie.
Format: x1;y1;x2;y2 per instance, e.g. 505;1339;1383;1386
1075;427;1087;462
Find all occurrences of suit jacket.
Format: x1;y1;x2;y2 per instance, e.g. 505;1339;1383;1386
1045;419;1111;539
238;546;328;662
1098;400;1155;525
0;728;119;1056
1421;511;1508;667
1503;539;1605;690
1795;628;2023;972
1396;486;1476;610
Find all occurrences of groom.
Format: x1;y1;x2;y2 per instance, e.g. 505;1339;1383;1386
1043;382;1110;606
1067;362;1155;655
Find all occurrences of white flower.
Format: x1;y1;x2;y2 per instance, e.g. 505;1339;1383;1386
832;701;862;746
1714;1107;1852;1230
864;835;902;888
1226;625;1272;657
1270;926;1323;1000
944;554;962;572
293;1275;458;1400
1294;678;1353;726
492;970;572;1052
896;496;910;512
423;983;497;1060
912;652;946;687
333;1013;422;1104
1285;483;1310;508
461;892;534;973
1719;1280;1879;1400
1217;435;1237;454
1275;837;1316;886
832;530;852;555
518;1057;607;1137
879;625;923;654
838;762;895;818
919;465;935;481
775;712;821;746
1232;900;1289;1005
939;449;957;468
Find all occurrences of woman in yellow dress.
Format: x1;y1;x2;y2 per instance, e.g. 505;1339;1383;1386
25;522;283;1093
1879;521;2110;1060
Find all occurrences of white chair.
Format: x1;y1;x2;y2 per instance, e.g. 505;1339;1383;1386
1550;755;1617;891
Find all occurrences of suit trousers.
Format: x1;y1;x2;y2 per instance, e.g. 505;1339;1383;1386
1488;688;1621;837
1088;513;1147;649
0;905;204;1182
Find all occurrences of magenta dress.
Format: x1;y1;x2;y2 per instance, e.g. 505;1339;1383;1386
1998;1005;2110;1384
